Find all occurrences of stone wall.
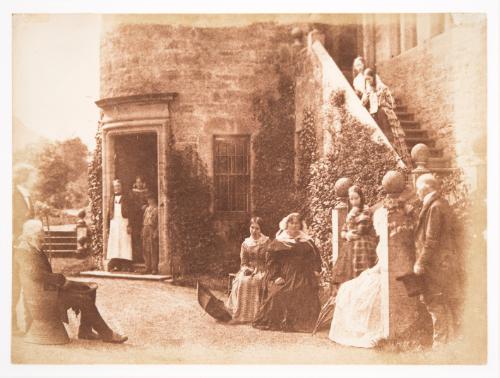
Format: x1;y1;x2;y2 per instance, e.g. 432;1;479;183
100;19;294;172
295;31;405;166
100;18;298;262
375;19;487;177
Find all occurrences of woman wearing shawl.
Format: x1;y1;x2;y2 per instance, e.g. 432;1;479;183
226;217;270;323
252;213;322;333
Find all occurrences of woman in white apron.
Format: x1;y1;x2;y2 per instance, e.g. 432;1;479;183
106;179;133;272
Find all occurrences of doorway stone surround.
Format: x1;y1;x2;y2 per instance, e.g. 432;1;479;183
96;93;177;274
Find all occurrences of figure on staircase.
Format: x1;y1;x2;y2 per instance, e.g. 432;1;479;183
352;57;412;165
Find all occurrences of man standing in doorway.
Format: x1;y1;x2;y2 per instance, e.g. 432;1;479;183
414;173;460;348
106;179;133;272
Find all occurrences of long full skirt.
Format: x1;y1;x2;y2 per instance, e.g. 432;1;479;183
226;271;263;323
329;264;385;348
107;217;133;261
253;281;320;333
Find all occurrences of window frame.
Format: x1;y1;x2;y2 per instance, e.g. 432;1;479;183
212;134;251;215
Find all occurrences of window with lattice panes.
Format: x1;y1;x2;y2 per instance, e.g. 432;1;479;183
213;135;250;212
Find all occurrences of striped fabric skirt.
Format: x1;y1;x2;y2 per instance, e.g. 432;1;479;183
226;271;264;323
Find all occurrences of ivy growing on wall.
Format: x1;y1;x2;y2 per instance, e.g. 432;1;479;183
252;64;298;235
167;141;218;278
87;121;103;269
302;89;402;280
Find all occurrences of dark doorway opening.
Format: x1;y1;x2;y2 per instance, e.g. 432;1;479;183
113;133;158;263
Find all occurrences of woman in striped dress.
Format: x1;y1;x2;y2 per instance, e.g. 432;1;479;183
226;217;270;323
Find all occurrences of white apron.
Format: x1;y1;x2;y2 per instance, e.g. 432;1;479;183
106;196;133;261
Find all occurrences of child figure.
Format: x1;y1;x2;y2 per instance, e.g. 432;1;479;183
332;185;378;285
141;193;159;274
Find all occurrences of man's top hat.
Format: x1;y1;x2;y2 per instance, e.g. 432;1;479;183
396;272;426;297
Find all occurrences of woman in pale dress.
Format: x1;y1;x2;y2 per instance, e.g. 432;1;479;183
106;179;133;272
226;217;270;323
329;207;386;348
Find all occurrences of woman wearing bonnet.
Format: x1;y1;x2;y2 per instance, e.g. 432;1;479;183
252;213;322;333
226;217;270;323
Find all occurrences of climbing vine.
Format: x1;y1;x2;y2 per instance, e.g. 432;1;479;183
296;108;318;219
252;54;298;235
300;89;403;280
167;141;218;278
87;121;103;269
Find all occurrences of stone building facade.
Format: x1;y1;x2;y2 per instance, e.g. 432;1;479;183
361;14;487;187
95;14;486;275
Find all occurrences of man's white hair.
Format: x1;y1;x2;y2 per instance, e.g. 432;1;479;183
22;219;44;238
416;173;439;190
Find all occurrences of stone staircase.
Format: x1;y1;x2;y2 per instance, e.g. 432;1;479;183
43;229;77;257
393;98;451;170
340;65;451;171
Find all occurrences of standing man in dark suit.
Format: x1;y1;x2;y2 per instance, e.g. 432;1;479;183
12;163;36;335
414;173;460;348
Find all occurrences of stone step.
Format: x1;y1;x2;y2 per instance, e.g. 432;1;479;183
400;120;420;129
395;105;408;113
45;250;78;258
79;270;172;281
44;230;76;237
395;112;415;121
44;236;77;243
43;242;77;250
428;147;444;158
403;128;428;138
405;137;436;148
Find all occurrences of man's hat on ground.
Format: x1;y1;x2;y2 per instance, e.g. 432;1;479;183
396;272;426;297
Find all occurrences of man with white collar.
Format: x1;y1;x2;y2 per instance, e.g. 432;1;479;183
414;173;460;348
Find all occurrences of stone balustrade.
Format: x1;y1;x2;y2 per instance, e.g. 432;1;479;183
331;171;419;341
331;177;352;265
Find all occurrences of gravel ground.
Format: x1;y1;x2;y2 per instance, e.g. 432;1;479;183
11;277;466;365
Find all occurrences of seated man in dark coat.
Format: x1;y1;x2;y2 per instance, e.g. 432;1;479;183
16;219;127;343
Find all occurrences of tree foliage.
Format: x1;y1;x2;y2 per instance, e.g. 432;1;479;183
33;137;89;209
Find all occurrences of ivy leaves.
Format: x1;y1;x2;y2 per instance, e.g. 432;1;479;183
300;90;401;282
87;122;104;269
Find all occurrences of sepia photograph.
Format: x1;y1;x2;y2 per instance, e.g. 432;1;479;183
2;1;499;377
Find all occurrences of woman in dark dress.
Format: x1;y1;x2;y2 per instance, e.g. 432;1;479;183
252;213;322;333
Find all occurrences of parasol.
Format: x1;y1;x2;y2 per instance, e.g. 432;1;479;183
196;281;232;323
312;295;336;335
